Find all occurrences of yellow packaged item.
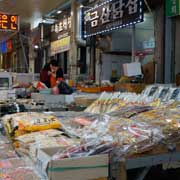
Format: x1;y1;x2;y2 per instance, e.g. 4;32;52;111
2;112;61;136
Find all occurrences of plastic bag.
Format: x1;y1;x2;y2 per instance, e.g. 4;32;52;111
2;112;61;138
58;81;73;94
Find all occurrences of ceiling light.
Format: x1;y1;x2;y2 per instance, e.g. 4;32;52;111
34;45;39;49
57;10;62;14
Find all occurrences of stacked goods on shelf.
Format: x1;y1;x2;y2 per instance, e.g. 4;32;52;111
51;115;163;160
74;94;100;107
114;83;145;94
85;92;159;114
85;85;180;114
2;112;61;138
0;135;17;160
77;81;114;93
14;129;64;158
0;134;42;180
0;158;42;180
29;134;80;162
1;84;180;180
60;113;100;137
132;103;180;144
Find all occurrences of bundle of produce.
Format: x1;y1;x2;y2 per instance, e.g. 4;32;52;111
2;112;61;138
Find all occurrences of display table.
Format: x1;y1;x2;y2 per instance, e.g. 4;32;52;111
113;144;180;180
31;93;74;105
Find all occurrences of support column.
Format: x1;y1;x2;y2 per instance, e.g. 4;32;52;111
131;25;136;62
69;0;78;82
28;38;35;73
164;17;174;83
154;4;165;83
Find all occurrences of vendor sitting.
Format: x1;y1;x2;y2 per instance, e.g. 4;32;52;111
49;60;64;88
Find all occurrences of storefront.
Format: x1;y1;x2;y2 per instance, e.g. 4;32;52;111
50;11;71;76
82;0;164;84
166;0;180;84
83;0;145;83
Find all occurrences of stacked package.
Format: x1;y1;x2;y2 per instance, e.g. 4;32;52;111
2;112;61;138
0;134;42;180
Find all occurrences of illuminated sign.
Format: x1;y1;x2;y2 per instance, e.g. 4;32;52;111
0;40;13;53
51;13;71;41
84;0;144;37
0;13;19;31
50;36;70;55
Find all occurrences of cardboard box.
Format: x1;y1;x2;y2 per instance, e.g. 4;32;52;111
31;93;74;105
37;147;108;180
123;62;142;77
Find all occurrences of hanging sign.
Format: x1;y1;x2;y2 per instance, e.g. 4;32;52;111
0;13;19;31
0;40;13;53
51;13;71;42
50;36;70;56
84;0;144;38
166;0;180;17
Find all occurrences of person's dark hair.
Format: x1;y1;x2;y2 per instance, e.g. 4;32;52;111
43;63;50;71
50;60;58;67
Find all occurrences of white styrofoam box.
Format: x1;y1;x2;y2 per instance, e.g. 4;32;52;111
13;73;40;83
123;62;142;77
31;93;75;105
0;90;8;100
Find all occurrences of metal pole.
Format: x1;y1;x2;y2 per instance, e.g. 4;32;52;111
69;0;78;82
132;25;136;62
19;33;29;72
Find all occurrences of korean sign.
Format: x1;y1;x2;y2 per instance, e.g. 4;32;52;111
0;40;13;53
51;13;71;42
0;13;19;31
50;36;70;55
166;0;180;17
84;0;144;38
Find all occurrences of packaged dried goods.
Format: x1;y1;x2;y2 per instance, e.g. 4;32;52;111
2;112;61;137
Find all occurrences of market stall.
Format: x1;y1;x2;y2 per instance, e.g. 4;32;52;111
0;84;179;179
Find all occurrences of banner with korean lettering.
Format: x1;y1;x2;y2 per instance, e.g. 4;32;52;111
84;0;144;37
51;13;71;42
50;36;70;56
0;40;13;53
166;0;180;17
0;13;19;31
